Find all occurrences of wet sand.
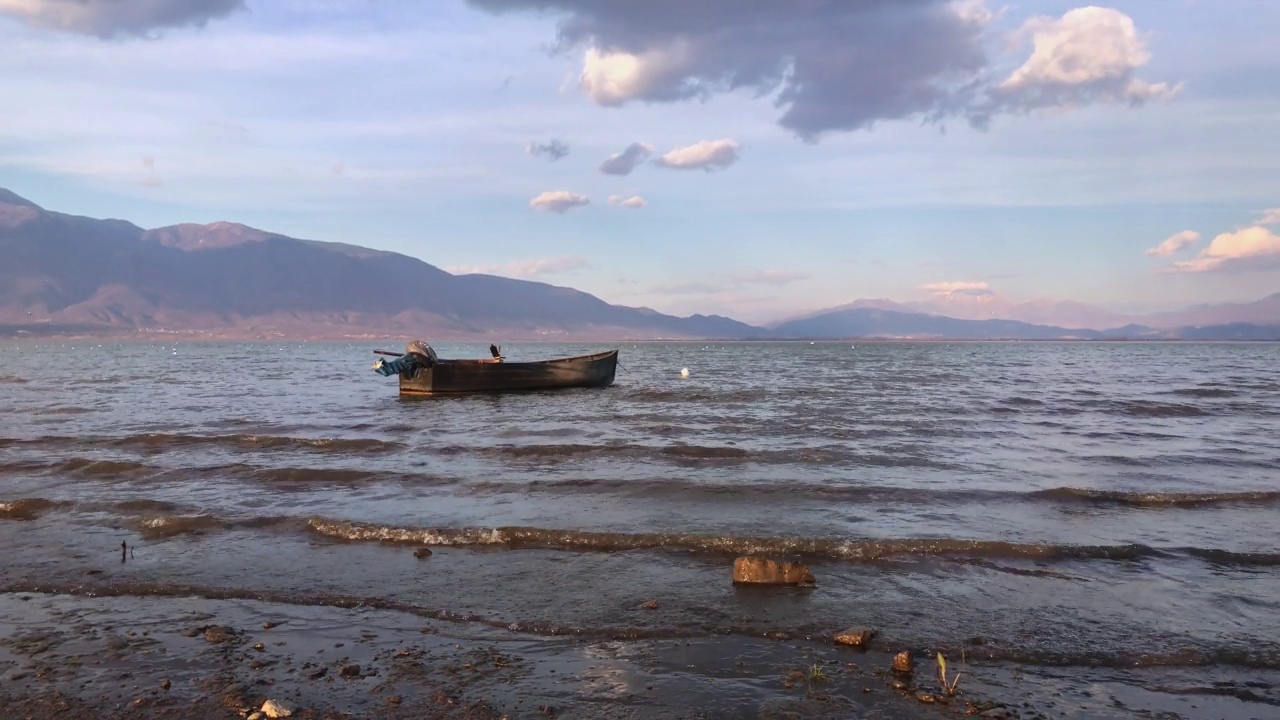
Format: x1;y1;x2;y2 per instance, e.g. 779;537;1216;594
4;590;1271;720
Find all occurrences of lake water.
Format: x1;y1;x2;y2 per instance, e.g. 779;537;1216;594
2;340;1279;718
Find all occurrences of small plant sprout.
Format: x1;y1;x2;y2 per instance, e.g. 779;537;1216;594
808;662;827;683
937;652;962;695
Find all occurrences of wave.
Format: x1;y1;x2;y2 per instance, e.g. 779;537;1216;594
1162;387;1240;399
1030;487;1280;508
0;496;293;537
473;478;1280;510
306;519;1153;562
307;519;1280;568
432;442;949;468
0;498;66;520
2;433;404;454
136;514;231;538
1186;548;1280;567
622;388;763;404
248;467;383;484
1112;400;1214;418
60;458;151;475
32;406;96;416
0;374;28;384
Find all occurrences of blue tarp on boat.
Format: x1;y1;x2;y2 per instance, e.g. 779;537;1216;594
372;341;438;376
372;354;420;376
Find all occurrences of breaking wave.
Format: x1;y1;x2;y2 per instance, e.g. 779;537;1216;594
306;519;1180;563
0;498;66;520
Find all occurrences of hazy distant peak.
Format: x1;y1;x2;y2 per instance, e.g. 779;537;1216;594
0;188;42;209
143;221;274;251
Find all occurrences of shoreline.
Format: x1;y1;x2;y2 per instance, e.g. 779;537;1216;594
3;590;1264;719
2;590;1031;720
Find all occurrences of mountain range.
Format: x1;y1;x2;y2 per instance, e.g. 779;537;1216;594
1;188;1276;341
0;188;762;340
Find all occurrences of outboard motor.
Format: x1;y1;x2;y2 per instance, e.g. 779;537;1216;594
371;340;437;377
406;340;438;367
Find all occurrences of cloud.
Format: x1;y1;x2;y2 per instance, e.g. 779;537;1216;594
1257;208;1280;226
920;281;993;296
598;142;652;175
737;270;811;286
0;0;244;37
987;7;1181;122
654;139;740;171
1146;230;1200;257
446;256;590;277
331;160;345;176
527;138;570;161
1167;226;1280;273
528;190;590;213
466;1;1176;139
607;194;646;208
138;177;163;188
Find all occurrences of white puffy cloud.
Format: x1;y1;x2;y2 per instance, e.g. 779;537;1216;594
654;139;739;171
0;0;243;36
920;281;993;295
1256;208;1280;226
1168;226;1280;273
990;7;1181;120
581;44;698;106
527;139;570;161
446;256;590;277
607;194;646;208
528;190;589;213
1146;230;1200;257
467;1;1177;139
598;142;652;176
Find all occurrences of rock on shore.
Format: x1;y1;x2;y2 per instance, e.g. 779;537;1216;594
731;556;815;586
834;627;875;648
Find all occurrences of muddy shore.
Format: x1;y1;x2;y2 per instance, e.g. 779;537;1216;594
4;590;1263;720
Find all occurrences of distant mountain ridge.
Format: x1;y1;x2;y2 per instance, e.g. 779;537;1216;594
773;292;1280;332
0;189;763;340
0;188;1276;341
768;307;1280;341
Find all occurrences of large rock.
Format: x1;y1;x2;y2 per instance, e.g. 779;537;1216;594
731;556;815;586
202;626;236;644
833;627;875;648
260;699;293;718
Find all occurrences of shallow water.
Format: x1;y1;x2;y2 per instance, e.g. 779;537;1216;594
2;340;1279;717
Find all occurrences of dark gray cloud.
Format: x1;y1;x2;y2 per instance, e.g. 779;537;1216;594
527;138;570;161
1;0;243;37
598;142;652;175
467;0;1176;140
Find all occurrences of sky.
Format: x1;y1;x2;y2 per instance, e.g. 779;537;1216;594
1;0;1278;323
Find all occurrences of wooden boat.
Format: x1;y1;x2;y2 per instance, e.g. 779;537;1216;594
372;342;618;396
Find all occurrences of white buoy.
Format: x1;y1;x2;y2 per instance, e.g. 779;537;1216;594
680;368;690;378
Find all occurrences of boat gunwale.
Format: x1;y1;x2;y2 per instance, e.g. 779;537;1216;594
432;349;618;367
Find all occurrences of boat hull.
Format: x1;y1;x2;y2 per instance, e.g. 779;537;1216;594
397;349;618;395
